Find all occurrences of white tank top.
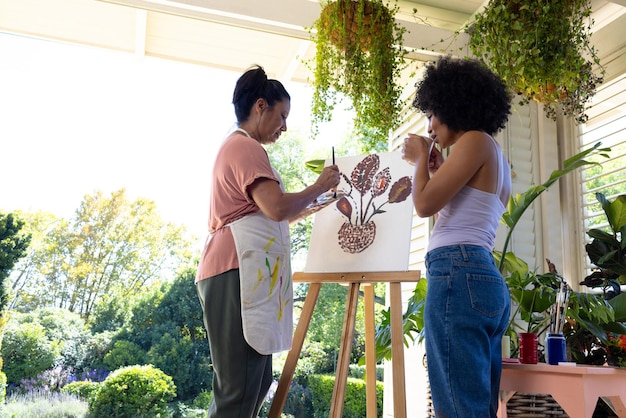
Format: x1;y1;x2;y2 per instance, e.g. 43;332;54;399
427;136;510;252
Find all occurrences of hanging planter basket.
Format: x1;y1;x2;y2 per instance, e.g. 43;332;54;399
308;0;408;151
468;0;604;123
319;0;392;54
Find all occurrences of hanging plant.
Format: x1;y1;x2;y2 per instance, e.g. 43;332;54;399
307;0;409;151
468;0;604;124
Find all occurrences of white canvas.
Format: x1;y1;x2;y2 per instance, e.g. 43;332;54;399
304;151;414;273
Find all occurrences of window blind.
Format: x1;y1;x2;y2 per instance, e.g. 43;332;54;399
578;73;626;276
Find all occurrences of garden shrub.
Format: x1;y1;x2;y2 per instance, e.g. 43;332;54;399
1;321;60;384
103;340;147;370
1;308;98;386
348;364;384;381
33;307;91;373
192;389;212;410
308;374;383;418
168;401;207;418
146;330;211;400
89;364;176;418
101;269;212;402
297;341;337;376
283;381;313;418
62;380;100;401
0;371;6;403
80;331;115;374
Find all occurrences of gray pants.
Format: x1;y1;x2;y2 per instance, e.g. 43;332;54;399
197;269;273;418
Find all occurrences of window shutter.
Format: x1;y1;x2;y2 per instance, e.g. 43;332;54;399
496;102;562;274
497;104;538;267
578;73;626;277
390;110;431;272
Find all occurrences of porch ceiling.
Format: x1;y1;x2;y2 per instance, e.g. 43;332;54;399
1;0;625;85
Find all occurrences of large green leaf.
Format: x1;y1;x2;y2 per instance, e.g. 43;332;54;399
609;292;626;322
493;251;529;277
601;194;626;234
374;278;427;362
497;142;610;272
510;288;555;314
305;159;326;174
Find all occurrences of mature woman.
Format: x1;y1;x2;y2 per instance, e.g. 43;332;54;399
401;56;513;418
196;65;340;418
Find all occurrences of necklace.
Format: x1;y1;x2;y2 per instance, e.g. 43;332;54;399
234;127;251;138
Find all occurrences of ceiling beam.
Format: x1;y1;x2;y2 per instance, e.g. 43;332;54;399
98;0;468;55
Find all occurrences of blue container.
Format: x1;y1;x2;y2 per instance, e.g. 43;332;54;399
546;333;567;365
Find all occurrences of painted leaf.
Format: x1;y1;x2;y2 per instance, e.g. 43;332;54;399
371;168;391;198
351;154;379;195
336;196;353;220
388;176;412;203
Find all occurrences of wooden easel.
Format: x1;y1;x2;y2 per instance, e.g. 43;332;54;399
268;271;421;418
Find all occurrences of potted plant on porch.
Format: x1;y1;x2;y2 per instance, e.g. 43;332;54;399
307;0;409;151
468;0;604;124
568;192;626;367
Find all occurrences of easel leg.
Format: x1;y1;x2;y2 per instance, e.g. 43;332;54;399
268;283;321;418
329;282;360;417
364;284;377;418
602;395;626;417
390;282;407;418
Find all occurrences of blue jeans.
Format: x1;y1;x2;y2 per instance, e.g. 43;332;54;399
424;244;510;418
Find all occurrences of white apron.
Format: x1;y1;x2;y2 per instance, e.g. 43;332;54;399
229;204;293;355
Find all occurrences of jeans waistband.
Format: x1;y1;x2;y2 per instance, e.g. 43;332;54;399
426;244;491;264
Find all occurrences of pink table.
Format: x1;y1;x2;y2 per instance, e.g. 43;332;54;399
498;362;626;418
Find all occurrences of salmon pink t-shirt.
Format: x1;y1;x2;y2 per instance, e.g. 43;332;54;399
195;131;279;283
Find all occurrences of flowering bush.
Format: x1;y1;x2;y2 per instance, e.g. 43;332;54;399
606;333;626;367
17;366;71;395
68;368;110;383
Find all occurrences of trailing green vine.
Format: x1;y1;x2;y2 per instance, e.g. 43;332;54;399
468;0;604;123
307;0;409;151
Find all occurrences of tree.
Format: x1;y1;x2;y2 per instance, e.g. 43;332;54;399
7;211;63;312
9;189;195;318
0;212;31;399
102;267;211;401
0;212;31;313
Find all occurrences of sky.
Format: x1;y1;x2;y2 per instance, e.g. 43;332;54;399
0;31;349;247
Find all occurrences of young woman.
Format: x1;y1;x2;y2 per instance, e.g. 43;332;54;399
401;56;513;418
196;65;340;418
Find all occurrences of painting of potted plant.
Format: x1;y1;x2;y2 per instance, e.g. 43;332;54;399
335;153;412;253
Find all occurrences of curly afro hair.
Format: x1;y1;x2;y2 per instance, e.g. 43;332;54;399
412;56;512;136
